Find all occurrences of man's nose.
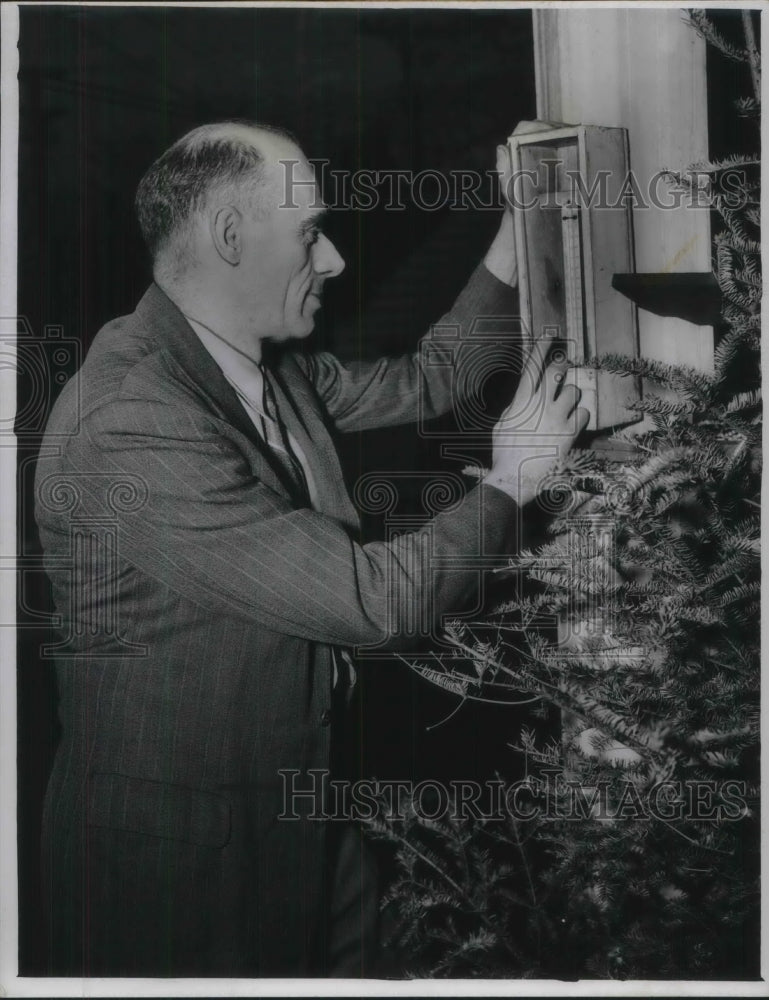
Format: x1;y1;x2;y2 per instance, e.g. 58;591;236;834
312;233;345;278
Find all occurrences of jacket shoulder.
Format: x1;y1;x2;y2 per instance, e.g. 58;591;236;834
43;304;198;439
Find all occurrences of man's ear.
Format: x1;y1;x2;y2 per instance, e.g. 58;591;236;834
212;205;242;265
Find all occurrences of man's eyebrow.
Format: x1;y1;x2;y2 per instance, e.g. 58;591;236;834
298;208;328;234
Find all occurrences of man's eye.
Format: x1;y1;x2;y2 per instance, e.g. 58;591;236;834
304;228;321;246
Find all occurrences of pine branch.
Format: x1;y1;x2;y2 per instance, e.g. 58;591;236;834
735;96;761;119
590;354;716;402
741;9;761;104
687;9;751;65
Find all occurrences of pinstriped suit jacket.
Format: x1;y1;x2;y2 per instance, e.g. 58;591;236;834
34;263;521;976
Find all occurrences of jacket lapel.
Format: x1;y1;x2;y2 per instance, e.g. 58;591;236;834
267;353;361;533
134;284;297;501
134;284;359;530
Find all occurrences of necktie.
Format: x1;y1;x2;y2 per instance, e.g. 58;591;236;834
260;365;356;694
258;364;309;500
259;364;357;704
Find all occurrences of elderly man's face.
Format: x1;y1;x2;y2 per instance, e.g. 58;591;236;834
239;151;345;341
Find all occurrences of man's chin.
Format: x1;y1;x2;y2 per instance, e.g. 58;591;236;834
295;302;321;337
266;318;316;343
278;323;315;344
294;313;317;338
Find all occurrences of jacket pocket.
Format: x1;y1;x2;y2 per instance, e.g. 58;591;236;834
87;771;231;848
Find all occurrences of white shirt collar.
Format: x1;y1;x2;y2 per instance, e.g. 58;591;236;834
185;314;267;415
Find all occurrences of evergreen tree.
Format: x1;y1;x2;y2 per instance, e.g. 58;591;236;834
366;10;760;979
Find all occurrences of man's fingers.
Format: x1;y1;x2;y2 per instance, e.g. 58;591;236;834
495;144;514;206
520;337;554;395
511;119;572;136
556;381;581;411
574;405;591;432
543;358;570;399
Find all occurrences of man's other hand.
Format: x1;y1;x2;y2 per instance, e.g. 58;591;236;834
484;120;571;287
483;337;589;506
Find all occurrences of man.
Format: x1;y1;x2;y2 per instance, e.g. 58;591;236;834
34;121;587;977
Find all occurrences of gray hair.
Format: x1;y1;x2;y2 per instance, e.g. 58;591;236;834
135;120;297;275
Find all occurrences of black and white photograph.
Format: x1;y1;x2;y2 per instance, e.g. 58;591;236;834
0;1;763;993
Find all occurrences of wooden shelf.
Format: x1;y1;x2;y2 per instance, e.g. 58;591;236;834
612;272;722;327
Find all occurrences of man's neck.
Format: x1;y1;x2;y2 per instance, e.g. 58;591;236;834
157;274;264;365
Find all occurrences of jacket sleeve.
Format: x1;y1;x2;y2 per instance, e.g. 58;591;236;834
69;396;520;648
300;264;521;432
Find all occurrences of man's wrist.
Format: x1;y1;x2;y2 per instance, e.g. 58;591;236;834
484;211;518;287
482;471;533;506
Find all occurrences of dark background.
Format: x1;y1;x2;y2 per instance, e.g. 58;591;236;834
15;3;753;975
